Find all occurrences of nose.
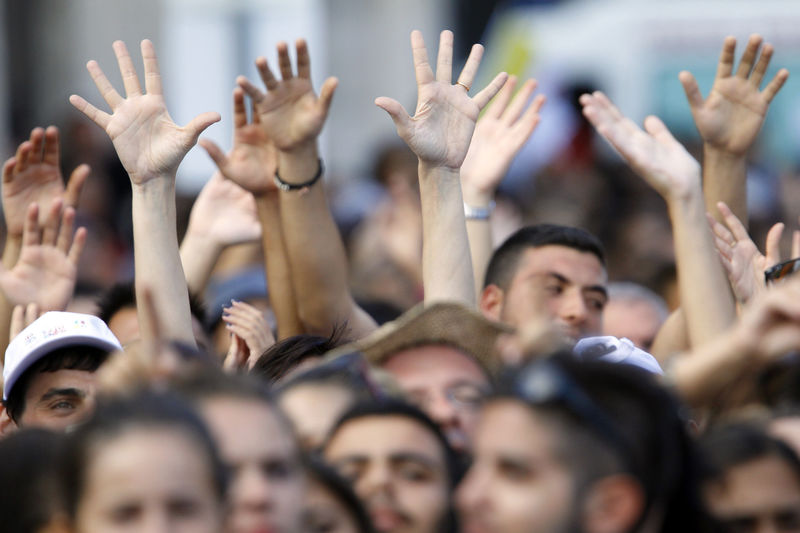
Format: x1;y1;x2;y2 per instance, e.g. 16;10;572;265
358;462;393;500
427;391;459;427
560;289;588;325
455;463;486;515
233;464;273;514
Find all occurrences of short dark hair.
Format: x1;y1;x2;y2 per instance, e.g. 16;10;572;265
306;457;376;533
251;326;349;383
60;390;227;519
484;224;606;290
4;346;109;423
96;281;208;332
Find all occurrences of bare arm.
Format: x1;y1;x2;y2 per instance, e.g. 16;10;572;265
70;39;219;346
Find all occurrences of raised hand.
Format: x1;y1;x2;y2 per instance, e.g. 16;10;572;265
709;201;783;304
2;127;88;238
237;39;337;152
680;35;788;156
376;30;508;170
0;199;86;311
199;88;278;195
580;91;700;200
222;300;275;371
69;40;220;185
460;76;545;204
185;172;261;247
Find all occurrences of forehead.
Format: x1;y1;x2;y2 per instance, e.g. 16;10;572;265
475;400;561;461
382;345;489;389
511;245;607;288
326;415;446;465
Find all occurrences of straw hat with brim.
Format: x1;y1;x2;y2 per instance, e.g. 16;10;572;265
327;302;513;373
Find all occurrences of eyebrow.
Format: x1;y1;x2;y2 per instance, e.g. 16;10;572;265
546;272;608;299
38;388;86;403
389;452;441;469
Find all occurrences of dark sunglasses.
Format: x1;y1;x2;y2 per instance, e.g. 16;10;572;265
512;359;636;469
765;257;800;285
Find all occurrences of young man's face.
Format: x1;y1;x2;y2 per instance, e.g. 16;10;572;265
482;245;607;342
456;400;577;533
17;369;98;430
324;415;450;533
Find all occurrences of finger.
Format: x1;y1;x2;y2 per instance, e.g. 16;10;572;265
64;164;90;208
375;96;411;132
14;141;31;173
183;112;222;147
29;127;45;163
708;212;735;243
9;306;24;341
678;71;704;111
41;198;63;246
793;230;800;259
251;98;261;124
457;43;485;90
140;38;163;95
410;30;434;86
473;72;509;110
198;138;229;172
22;203;40;247
643;115;676;144
86;59;123;109
276;41;294;80
765;222;784;266
435;30;454;83
237;75;266;102
113;40;143;97
67;227;87;265
484;75;517;120
717;201;751;242
2;158;15;184
735;34;763;79
750;43;774;87
24;303;40;329
69;94;112;130
317;77;338;119
295;38;312;80
232;87;247;128
512;93;545;141
716;36;736;79
56;205;75;253
255;57;279;91
42;126;60;166
762;68;789;104
501;78;536;124
714;236;734;262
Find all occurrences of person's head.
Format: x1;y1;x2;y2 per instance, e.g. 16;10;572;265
96;281;211;352
277;353;382;451
3;312;121;431
252;326;349;384
175;370;306;533
323;400;459;533
480;224;608;341
602;282;668;353
304;458;375;533
330;303;506;453
457;354;706;533
0;428;66;533
60;391;227;533
700;422;800;533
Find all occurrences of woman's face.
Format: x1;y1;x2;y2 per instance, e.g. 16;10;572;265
74;426;224;533
304;478;362;533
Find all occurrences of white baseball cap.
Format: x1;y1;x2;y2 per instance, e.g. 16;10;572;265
573;335;663;375
3;311;122;400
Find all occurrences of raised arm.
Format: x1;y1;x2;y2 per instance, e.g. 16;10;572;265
70;39;220;346
680;34;788;224
237;39;376;338
460;75;544;295
580;91;735;348
376;29;507;305
199;87;303;339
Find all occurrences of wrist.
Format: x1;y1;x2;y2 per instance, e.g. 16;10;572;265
181;225;225;254
461;186;494;208
276;144;320;186
703;143;747;161
418;162;460;181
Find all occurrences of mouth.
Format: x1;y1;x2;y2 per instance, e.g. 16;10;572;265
370;506;410;532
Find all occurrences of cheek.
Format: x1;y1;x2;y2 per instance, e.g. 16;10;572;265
499;480;574;533
396;480;449;525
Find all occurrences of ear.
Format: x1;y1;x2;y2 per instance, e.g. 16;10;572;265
582;474;645;533
0;406;18;436
480;284;505;321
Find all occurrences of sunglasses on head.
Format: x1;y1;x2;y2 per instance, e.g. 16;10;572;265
765;257;800;285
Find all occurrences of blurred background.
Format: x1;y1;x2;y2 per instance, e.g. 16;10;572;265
3;0;800;317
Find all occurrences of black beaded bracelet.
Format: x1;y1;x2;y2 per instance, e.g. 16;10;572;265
273;158;324;191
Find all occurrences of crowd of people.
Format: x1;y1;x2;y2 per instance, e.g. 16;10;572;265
0;26;799;533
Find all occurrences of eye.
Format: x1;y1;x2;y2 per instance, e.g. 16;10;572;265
396;461;433;482
333;462;363;484
586;296;606;311
109;503;141;524
168;498;201;518
545;284;563;295
49;400;77;413
262;460;296;481
498;458;532;482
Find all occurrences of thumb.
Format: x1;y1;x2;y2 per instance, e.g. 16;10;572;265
184;111;222;146
765;222;785;266
317;77;338;118
198;138;229;172
678;71;703;111
375;96;411;132
65;164;90;208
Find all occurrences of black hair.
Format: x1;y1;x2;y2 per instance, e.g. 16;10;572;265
699;421;800;486
306;457;376;533
0;428;66;533
484;224;606;290
276;352;382;405
252;325;349;383
4;346;109;423
496;354;711;533
60;390;227;519
96;280;209;333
